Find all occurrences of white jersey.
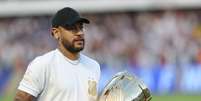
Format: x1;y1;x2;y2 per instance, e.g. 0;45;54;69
18;49;101;101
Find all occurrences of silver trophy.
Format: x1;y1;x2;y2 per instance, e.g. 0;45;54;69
98;71;152;101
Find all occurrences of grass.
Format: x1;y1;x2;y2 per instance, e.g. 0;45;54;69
152;94;201;101
0;95;14;101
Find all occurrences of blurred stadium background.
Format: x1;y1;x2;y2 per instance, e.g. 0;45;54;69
0;0;201;101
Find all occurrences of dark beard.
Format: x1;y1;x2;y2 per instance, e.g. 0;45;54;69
62;38;84;53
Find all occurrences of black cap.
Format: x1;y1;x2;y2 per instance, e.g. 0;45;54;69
51;7;90;27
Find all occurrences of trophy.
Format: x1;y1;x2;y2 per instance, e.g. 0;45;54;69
98;71;152;101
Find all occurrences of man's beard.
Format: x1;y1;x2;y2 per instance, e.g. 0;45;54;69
61;38;84;53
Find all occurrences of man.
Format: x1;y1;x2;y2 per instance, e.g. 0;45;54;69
14;7;101;101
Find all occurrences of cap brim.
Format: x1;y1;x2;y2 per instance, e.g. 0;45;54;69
65;17;90;26
78;18;90;24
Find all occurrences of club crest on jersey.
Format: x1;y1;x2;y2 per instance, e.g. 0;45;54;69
88;80;97;96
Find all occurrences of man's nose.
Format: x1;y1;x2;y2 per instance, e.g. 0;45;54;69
74;31;84;39
76;30;84;36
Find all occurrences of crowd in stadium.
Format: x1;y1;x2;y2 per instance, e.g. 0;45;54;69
1;10;201;96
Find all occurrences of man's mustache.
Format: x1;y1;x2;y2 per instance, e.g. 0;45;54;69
73;38;85;42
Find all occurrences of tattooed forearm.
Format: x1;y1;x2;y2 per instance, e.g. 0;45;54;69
14;90;36;101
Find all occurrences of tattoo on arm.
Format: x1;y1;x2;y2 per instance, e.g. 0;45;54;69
14;90;36;101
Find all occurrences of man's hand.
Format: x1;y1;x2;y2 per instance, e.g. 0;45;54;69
14;90;36;101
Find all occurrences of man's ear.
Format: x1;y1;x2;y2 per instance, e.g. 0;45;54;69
51;28;60;40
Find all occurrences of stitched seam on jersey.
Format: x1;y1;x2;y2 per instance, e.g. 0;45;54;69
20;82;40;95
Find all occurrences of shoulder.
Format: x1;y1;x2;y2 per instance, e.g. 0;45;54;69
80;54;100;67
28;50;56;69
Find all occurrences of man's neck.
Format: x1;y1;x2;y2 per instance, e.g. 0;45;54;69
58;45;79;60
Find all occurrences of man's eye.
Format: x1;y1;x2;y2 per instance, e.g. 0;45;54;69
65;26;75;30
80;26;83;30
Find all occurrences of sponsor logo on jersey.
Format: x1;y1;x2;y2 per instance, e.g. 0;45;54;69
88;80;97;96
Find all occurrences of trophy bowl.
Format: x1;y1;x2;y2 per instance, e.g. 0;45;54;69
98;71;152;101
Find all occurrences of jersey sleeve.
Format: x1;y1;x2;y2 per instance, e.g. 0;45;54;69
18;57;46;97
94;61;101;94
96;63;101;83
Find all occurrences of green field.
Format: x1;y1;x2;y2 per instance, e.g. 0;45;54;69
1;94;201;101
152;94;201;101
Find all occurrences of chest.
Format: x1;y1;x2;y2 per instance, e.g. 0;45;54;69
47;63;97;93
